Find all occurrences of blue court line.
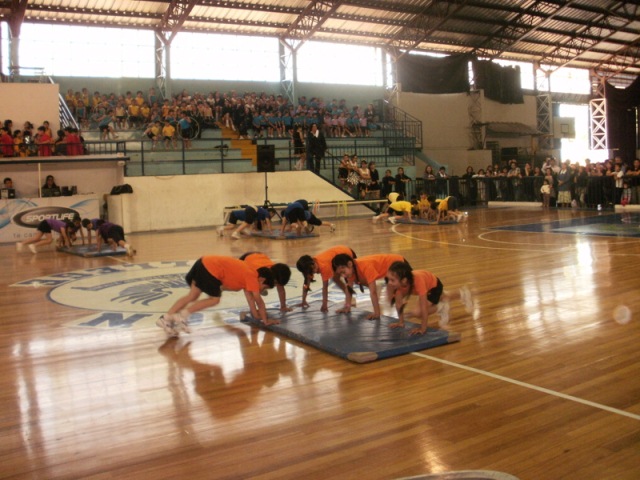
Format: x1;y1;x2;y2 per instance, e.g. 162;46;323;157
489;213;640;238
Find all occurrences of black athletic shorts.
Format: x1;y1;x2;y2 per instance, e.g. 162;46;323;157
243;206;257;224
107;225;125;243
307;213;322;226
185;258;222;297
285;207;305;223
427;278;444;305
37;220;52;233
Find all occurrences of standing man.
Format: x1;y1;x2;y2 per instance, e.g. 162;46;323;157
306;123;327;174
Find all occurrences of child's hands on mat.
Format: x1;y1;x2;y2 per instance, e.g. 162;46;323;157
336;306;351;314
409;327;427;336
389;321;404;329
366;313;380;320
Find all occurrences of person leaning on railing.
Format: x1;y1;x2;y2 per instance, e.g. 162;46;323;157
628;158;640;204
1;126;14;157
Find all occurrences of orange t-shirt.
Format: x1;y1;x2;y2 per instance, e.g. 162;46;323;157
315;245;354;282
353;254;405;285
242;252;274;271
201;256;260;292
411;270;439;296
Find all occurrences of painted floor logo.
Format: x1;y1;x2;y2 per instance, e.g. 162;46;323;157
12;261;345;331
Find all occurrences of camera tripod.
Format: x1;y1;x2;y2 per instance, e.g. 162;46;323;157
262;171;281;220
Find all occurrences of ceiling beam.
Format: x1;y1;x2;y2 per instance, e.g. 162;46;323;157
7;0;29;37
156;0;198;44
384;0;470;60
281;0;341;48
472;1;577;59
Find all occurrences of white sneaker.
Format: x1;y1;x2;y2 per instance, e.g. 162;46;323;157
437;301;451;327
28;245;37;254
125;244;134;256
216;226;224;237
156;315;179;337
460;286;473;313
16;242;23;252
231;232;241;240
174;310;192;334
329;223;336;233
372;215;379;224
388;216;397;224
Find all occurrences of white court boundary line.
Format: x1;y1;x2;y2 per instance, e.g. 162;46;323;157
388;224;640;256
411;351;640;421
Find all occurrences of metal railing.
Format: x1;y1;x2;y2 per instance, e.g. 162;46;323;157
120;132;417;177
380;103;423;150
414;175;638;209
5;140;126;157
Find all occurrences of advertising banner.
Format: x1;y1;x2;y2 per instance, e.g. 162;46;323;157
0;195;99;243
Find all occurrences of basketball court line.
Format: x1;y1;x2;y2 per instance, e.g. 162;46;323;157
411;351;640;421
390;225;571;254
389;222;640;256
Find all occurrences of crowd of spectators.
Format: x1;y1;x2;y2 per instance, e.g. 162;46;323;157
337;155;415;202
2;87;380;158
1;118;85;158
62;86;379;142
425;156;640;207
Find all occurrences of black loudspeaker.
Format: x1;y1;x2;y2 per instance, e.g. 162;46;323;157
257;144;276;172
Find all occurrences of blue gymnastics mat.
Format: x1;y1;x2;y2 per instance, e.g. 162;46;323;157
252;230;319;240
240;303;460;363
57;245;127;257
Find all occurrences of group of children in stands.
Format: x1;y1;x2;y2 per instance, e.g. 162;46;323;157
59;86;379;148
1;119;85;158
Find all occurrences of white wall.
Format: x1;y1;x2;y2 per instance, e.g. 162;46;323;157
2;160;125;201
398;90;538;174
482;94;537;124
0;83;60;134
113;171;353;233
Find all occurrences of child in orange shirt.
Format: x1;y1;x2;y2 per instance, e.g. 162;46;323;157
240;252;292;312
156;256;277;337
331;253;409;319
296;245;356;312
385;261;473;335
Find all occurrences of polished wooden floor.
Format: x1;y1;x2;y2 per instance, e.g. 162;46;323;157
1;206;639;480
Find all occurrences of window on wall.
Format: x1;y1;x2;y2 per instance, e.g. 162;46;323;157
559;103;608;164
11;24;154;78
170;33;280;81
548;66;591;94
297;42;384;86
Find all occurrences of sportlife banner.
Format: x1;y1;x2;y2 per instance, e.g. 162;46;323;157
0;195;99;243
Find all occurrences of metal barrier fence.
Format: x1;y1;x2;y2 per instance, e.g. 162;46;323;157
121;133;416;177
7;140;126;157
414;176;640;209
